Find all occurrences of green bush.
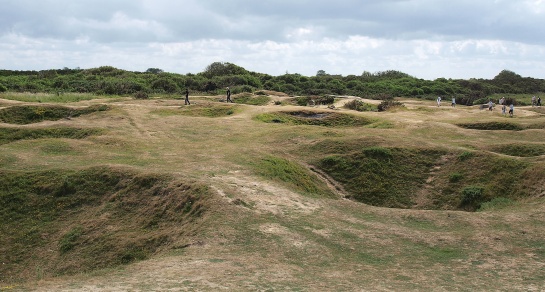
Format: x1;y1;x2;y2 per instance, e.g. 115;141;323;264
449;172;464;183
458;151;474;161
344;99;377;112
377;100;405;112
460;186;485;208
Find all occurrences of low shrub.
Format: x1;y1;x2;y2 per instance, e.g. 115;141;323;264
344;99;377;112
134;91;149;99
449;172;464;183
378;100;405;112
460;186;485;209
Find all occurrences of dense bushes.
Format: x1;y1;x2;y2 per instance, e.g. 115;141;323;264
1;65;544;99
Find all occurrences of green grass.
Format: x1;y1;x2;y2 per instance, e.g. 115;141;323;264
233;93;271;106
0;166;213;283
0;104;110;124
250;155;336;198
315;146;444;208
457;121;524;131
151;104;238;118
0;92;105;103
255;110;374;127
0;127;103;145
488;143;545;157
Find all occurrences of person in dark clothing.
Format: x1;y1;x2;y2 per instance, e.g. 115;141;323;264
226;87;233;103
184;88;190;105
538;97;542;107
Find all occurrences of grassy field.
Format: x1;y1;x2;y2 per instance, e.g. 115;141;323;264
1;93;545;291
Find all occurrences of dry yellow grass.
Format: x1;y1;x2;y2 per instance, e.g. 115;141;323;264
2;95;545;291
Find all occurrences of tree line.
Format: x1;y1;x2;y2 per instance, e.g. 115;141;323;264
1;62;544;105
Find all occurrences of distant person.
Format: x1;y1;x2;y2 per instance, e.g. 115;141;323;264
499;97;505;105
538;97;542;107
502;103;507;115
184;88;190;105
488;100;494;111
509;103;514;117
451;97;456;107
437;96;441;107
226;87;233;103
532;96;536;107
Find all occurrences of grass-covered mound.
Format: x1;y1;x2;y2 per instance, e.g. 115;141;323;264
308;140;536;211
0;104;110;125
457;121;524;131
0;127;102;145
233;93;271;105
488;143;545;157
256;110;373;127
315;146;444;208
151;103;238;118
0;166;213;284
250;155;336;199
425;151;529;211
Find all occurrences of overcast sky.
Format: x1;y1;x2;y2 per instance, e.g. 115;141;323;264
1;0;544;80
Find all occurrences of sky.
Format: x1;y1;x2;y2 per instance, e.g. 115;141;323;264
1;0;545;80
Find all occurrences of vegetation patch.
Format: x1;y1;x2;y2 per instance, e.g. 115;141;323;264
377;100;405;112
488;143;545;157
152;104;238;118
233;93;271;106
343;99;378;112
0;104;110;125
0;92;101;103
0;127;102;145
0;166;212;283
315;146;444;208
457;121;524;131
251;155;335;198
255;110;373;127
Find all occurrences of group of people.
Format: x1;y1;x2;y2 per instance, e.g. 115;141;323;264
182;87;233;105
498;97;515;117
437;95;516;117
436;96;457;107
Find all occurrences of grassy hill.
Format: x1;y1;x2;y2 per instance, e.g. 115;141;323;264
1;92;545;290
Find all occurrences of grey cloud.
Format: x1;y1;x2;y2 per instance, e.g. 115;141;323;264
2;0;544;45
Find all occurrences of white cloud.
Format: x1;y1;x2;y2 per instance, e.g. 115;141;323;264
1;0;545;80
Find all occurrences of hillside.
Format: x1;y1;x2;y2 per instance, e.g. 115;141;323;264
1;92;545;291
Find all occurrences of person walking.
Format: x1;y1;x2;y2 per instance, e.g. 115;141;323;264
488;100;494;111
538;97;542;107
184;88;190;105
451;97;456;107
532;96;536;107
509;103;514;117
226;87;233;103
502;103;507;115
437;96;441;107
